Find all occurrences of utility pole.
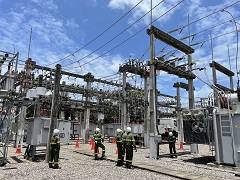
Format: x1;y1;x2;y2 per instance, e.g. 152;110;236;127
83;73;93;144
143;76;149;147
173;82;189;148
188;54;194;109
121;71;127;131
45;64;61;163
149;25;158;159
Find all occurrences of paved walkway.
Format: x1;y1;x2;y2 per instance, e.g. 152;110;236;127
74;149;211;180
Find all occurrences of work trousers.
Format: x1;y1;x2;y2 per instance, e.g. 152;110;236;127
169;143;176;156
125;145;133;168
49;146;59;167
117;144;124;165
94;142;105;159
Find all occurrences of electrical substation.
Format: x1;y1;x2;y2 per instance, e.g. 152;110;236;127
0;22;240;172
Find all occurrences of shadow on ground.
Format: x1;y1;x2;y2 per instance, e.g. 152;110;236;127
183;155;215;164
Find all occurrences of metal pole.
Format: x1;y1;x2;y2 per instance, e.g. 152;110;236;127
45;64;61;163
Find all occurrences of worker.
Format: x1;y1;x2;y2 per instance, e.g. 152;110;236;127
168;131;177;158
49;129;61;169
123;126;137;169
93;127;105;160
115;128;124;166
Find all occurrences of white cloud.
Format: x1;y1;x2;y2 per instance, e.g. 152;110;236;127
30;0;58;10
108;0;184;27
66;18;79;29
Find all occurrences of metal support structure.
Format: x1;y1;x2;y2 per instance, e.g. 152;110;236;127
83;73;93;144
146;21;195;159
0;99;14;166
83;80;91;143
210;60;235;106
211;61;218;105
15;58;33;148
188;54;195;109
46;64;61;163
149;29;158;159
144;77;149;147
33;74;43;118
0;50;19;166
176;84;183;148
121;71;127;131
15;106;26;149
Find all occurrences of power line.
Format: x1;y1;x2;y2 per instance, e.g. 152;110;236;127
190;30;238;47
179;15;240;41
139;46;150;61
62;0;184;71
167;1;240;35
63;0;239;74
46;0;144;66
100;73;120;80
63;0;165;68
158;1;240;59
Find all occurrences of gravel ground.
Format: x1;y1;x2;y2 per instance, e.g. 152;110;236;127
0;140;239;180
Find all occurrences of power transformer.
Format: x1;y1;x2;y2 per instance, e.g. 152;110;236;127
182;108;213;144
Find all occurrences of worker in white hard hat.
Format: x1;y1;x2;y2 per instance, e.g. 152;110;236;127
168;131;177;158
93;127;105;160
123;126;137;169
115;128;124;166
49;129;60;169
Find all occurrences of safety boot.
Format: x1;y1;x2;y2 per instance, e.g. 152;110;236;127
116;161;122;166
54;164;59;169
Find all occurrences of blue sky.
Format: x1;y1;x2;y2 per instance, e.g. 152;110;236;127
0;0;240;106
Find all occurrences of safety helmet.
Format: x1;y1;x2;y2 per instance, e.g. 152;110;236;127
53;129;59;135
96;128;101;132
169;132;173;136
126;127;131;132
116;128;122;133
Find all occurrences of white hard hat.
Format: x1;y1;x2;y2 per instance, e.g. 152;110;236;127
53;129;59;134
169;132;173;136
96;128;101;132
126;127;131;132
116;128;122;133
